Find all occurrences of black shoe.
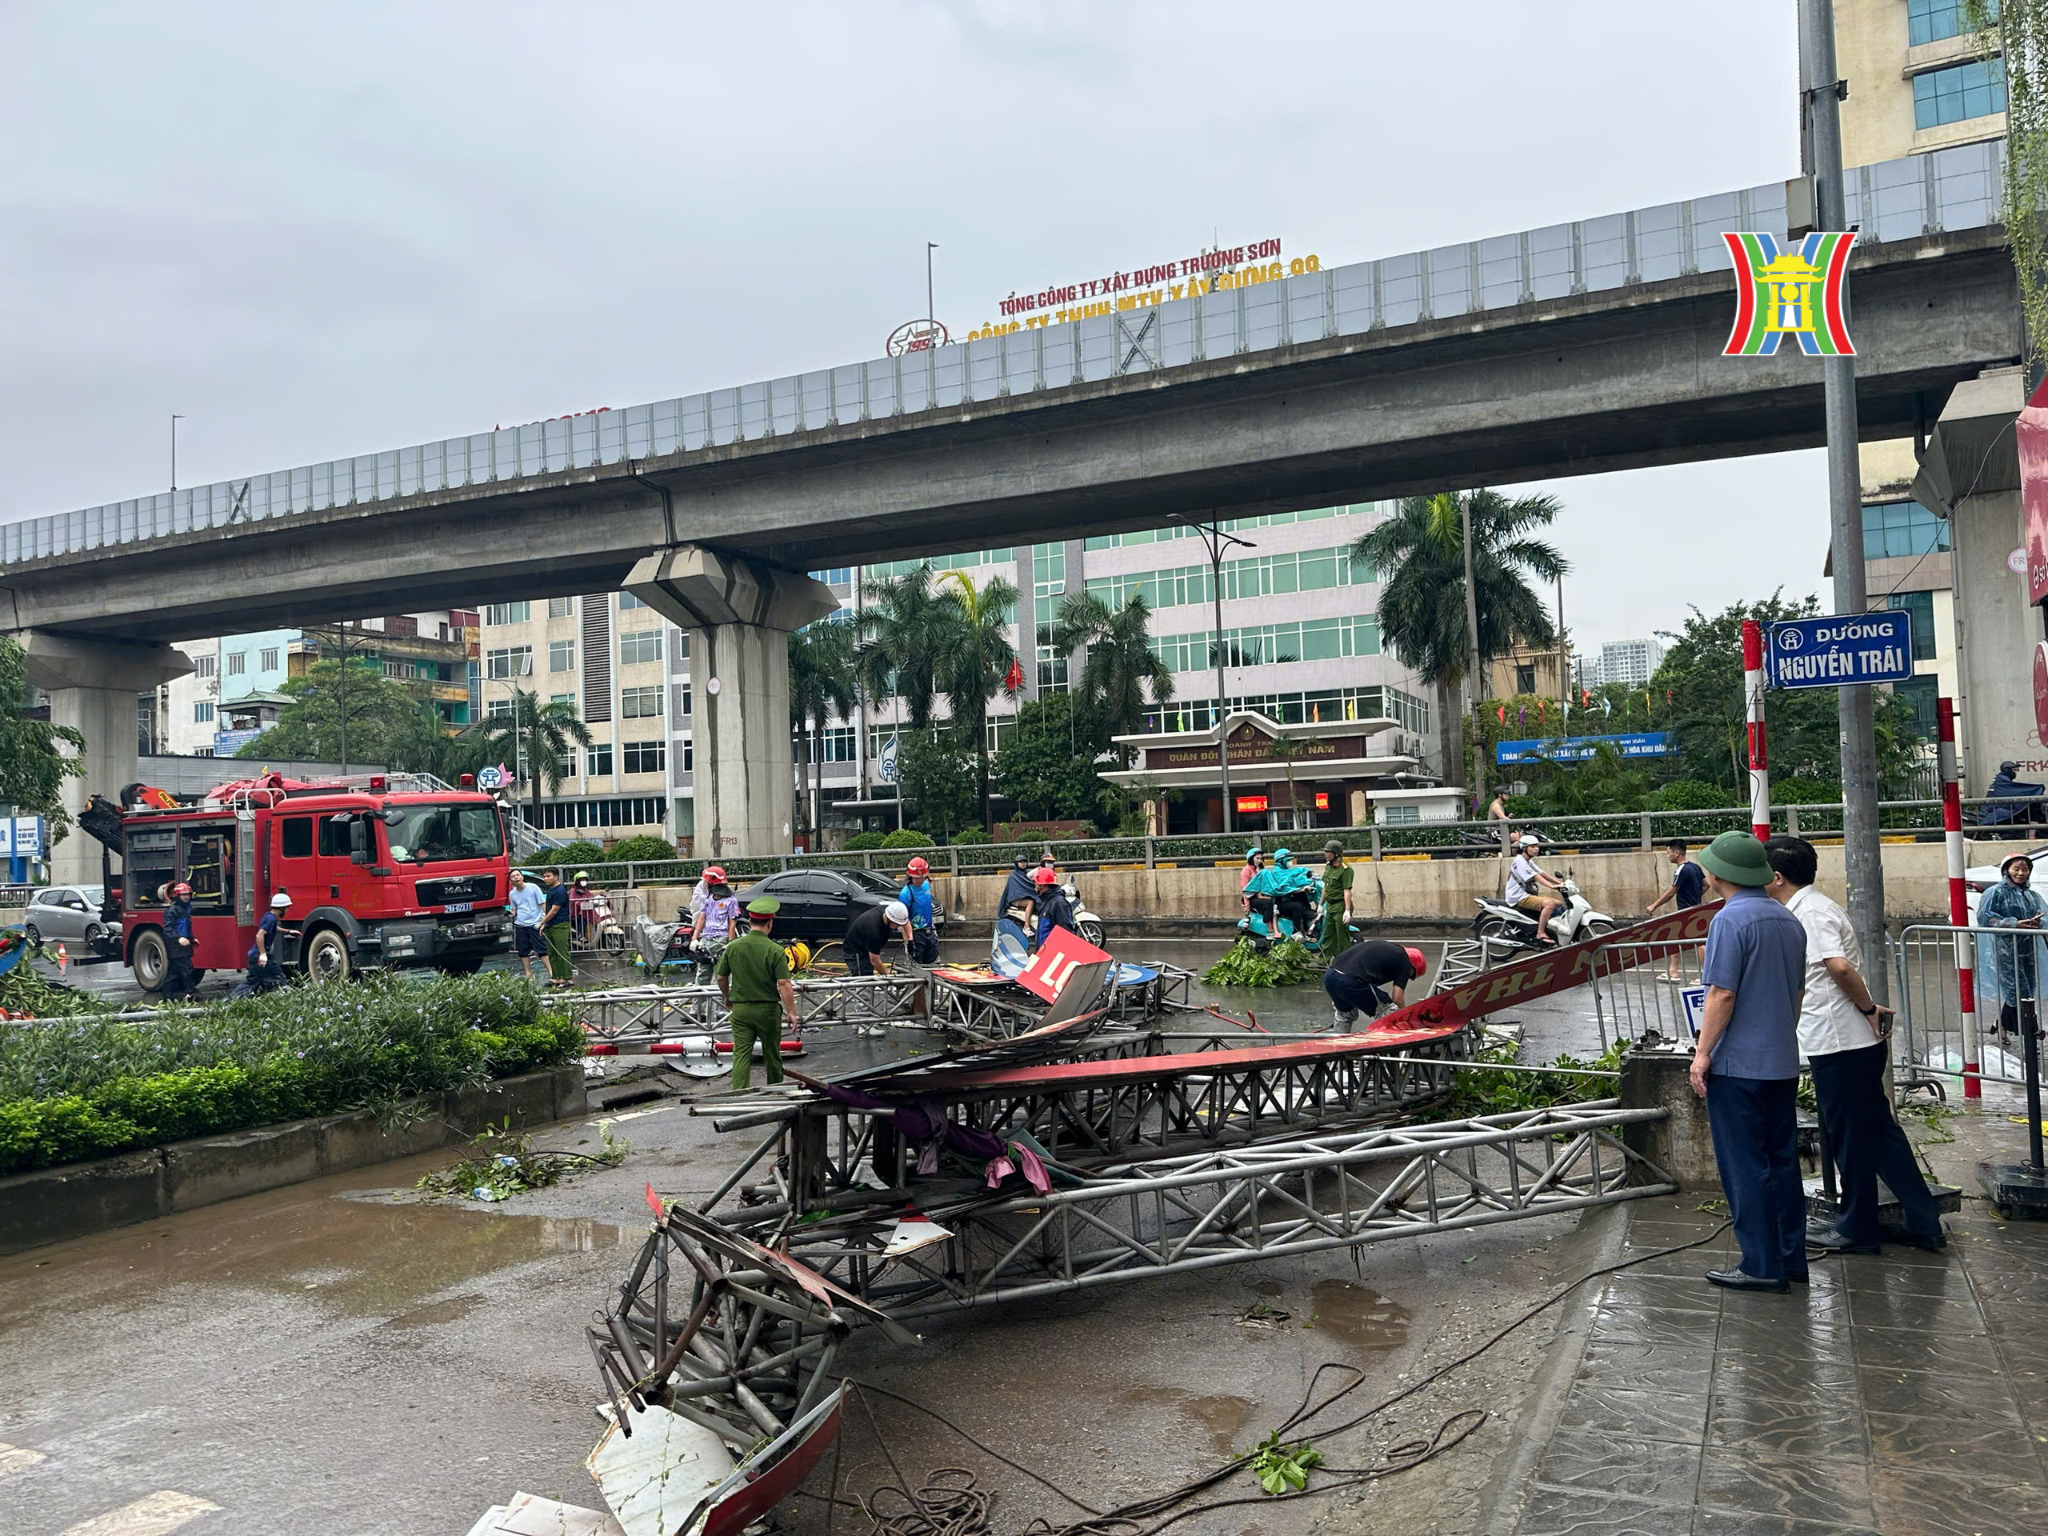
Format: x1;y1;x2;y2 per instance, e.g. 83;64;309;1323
1707;1268;1790;1293
1787;1268;1810;1285
1807;1230;1881;1255
1900;1230;1949;1253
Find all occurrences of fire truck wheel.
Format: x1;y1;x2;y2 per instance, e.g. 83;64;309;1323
131;927;169;992
439;957;483;976
304;927;352;984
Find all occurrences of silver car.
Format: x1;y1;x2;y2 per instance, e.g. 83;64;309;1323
24;884;110;950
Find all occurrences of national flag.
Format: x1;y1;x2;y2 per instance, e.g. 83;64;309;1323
1002;657;1024;694
1497;704;1507;724
1721;231;1857;356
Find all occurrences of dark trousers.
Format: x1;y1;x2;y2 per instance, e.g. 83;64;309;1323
1705;1074;1806;1281
1323;970;1385;1018
1810;1042;1943;1245
163;946;196;1001
909;928;938;965
845;946;874;977
1999;997;2040;1041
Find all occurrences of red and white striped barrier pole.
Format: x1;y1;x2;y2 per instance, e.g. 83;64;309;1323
1742;619;1770;841
1939;696;1981;1099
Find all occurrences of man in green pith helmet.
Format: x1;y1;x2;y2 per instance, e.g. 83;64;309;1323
1319;840;1354;951
715;897;798;1091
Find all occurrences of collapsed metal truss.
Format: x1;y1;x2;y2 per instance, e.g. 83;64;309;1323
719;1029;1478;1214
596;1101;1674;1450
569;974;934;1047
788;1100;1675;1319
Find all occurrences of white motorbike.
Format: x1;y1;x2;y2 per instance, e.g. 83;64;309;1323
1065;878;1105;949
1472;877;1615;950
582;889;627;953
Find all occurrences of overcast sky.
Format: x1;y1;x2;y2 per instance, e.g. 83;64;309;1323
0;0;1838;647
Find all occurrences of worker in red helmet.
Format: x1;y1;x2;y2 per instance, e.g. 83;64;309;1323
688;866;740;985
899;856;938;964
1322;938;1428;1032
162;880;198;1001
1029;865;1077;952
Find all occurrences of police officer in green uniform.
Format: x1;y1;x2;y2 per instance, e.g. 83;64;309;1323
714;896;797;1091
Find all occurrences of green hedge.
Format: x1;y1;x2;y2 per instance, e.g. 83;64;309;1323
0;973;583;1177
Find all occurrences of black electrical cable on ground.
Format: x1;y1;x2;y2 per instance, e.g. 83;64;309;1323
807;1219;1735;1535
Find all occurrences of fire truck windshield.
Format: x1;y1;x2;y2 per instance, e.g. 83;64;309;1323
381;803;505;865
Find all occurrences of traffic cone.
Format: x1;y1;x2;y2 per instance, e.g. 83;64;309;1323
55;943;68;974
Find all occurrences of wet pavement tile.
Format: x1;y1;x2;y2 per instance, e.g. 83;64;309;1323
1713;1313;1854;1364
1575;1339;1716;1397
1844;1289;1988;1334
1958;1265;2048;1307
1515;1485;1693;1535
1533;1426;1704;1504
1846;1322;2002;1375
1854;1362;2026;1422
1705;1396;1868;1461
1869;1463;2048;1536
1603;1272;1728;1313
1832;1255;1975;1297
1864;1406;2046;1482
1588;1301;1724;1349
1690;1512;1880;1536
1695;1448;1876;1528
1712;1350;1860;1401
1557;1379;1711;1444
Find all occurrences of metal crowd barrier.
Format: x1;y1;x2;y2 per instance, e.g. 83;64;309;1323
1588;939;1706;1052
1892;923;2039;1094
569;891;642;956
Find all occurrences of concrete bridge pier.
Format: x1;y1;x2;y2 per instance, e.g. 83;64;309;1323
625;548;838;860
20;633;193;886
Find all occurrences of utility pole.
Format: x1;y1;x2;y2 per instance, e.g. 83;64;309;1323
1462;494;1488;809
1800;0;1886;1000
1176;515;1256;835
926;242;939;325
170;414;183;492
336;620;350;775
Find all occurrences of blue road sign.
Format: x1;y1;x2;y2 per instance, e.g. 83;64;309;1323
1495;732;1674;765
1766;613;1914;690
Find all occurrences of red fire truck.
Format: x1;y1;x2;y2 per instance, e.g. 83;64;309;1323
78;772;514;991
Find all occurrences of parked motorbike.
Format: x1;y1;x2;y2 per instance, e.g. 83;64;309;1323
583;888;628;953
1065;878;1105;949
1471;877;1615;950
1236;883;1323;950
630;910;698;972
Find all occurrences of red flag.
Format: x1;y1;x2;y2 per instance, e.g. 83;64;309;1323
1497;704;1507;724
1003;658;1024;694
646;1182;668;1223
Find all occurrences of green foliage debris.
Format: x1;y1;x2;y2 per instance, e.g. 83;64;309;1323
1203;938;1323;988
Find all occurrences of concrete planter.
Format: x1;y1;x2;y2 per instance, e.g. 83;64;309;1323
0;1063;589;1257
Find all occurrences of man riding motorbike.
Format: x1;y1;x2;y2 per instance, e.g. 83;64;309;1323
1507;834;1565;946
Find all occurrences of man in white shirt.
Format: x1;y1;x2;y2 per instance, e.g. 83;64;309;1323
1506;834;1564;945
1763;836;1944;1254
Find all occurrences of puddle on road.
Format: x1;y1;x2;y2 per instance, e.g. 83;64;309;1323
1117;1386;1256;1458
1310;1280;1411;1351
0;1170;630;1338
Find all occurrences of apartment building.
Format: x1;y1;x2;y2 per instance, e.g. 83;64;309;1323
477;594;681;842
799;503;1434;836
1836;0;2007;167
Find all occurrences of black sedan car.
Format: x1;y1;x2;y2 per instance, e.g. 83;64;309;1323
735;866;941;944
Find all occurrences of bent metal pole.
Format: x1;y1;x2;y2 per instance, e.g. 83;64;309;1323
1742;618;1770;841
1939;696;1982;1100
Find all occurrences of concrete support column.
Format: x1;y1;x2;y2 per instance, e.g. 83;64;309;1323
1919;367;2028;791
625;547;837;859
20;633;193;886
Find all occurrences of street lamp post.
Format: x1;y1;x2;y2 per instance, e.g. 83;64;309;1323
1175;515;1256;836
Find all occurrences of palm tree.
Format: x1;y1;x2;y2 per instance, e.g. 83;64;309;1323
1052;591;1176;767
1351;490;1566;798
468;690;593;828
855;564;950;729
788;619;857;840
935;570;1021;833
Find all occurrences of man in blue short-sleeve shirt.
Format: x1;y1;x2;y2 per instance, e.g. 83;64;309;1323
1690;830;1808;1292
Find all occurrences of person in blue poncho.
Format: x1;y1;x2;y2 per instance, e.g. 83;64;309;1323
1246;847;1317;939
1980;852;2048;1044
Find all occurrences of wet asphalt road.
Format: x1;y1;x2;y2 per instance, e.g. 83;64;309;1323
1;936;1617;1535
